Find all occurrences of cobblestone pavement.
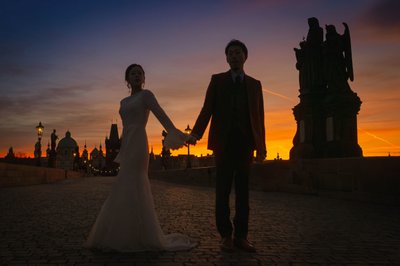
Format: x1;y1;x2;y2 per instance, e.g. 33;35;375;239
1;176;400;265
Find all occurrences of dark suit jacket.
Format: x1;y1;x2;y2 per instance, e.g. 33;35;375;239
192;71;266;156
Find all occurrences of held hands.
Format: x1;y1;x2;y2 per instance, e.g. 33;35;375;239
186;134;198;145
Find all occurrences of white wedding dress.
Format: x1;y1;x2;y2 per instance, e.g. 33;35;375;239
85;89;196;252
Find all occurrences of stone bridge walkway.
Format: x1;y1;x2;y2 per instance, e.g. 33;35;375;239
1;176;399;265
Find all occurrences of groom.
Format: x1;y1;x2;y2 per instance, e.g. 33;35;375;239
188;39;266;252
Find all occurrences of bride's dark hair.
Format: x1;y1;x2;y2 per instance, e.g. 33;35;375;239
125;64;145;88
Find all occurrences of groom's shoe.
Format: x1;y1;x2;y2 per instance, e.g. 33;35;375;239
220;236;234;252
233;238;256;253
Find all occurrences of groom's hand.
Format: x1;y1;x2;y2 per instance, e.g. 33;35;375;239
187;134;198;145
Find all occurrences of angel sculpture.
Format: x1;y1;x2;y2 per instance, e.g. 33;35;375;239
323;22;354;93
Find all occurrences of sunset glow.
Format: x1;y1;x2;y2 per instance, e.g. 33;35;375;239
1;0;400;159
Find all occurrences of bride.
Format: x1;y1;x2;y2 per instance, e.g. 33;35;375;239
84;64;196;252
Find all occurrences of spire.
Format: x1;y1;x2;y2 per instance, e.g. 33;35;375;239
149;145;155;161
109;124;120;143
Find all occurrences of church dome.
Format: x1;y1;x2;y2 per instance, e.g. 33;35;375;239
57;131;78;149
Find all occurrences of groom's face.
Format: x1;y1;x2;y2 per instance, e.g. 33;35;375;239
226;45;246;71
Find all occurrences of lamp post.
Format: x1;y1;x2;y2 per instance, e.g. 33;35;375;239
73;149;79;171
184;124;192;169
35;122;44;166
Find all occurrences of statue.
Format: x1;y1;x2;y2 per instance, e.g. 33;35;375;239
47;129;58;168
290;19;362;159
51;129;58;151
323;23;353;93
294;17;324;93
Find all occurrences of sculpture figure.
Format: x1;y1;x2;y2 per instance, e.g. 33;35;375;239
51;129;58;151
294;17;324;93
323;23;354;92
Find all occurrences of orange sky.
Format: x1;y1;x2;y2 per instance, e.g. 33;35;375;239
1;1;400;159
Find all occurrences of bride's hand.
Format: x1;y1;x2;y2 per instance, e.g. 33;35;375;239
186;134;197;145
164;128;190;150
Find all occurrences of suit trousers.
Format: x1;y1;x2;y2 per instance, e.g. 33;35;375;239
214;128;253;239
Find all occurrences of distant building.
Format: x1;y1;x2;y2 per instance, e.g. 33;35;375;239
77;142;89;172
149;146;156;162
4;147;16;163
90;144;106;174
56;131;79;170
81;142;89;164
105;123;120;172
149;153;215;170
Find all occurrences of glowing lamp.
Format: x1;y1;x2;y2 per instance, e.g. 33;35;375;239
184;124;192;135
36;122;44;140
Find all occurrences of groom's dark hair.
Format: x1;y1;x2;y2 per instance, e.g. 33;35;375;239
225;39;248;59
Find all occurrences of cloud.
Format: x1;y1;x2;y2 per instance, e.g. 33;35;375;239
362;0;400;28
228;0;314;12
0;66;26;78
0;61;43;79
357;0;400;42
0;96;16;112
0;83;114;140
1;85;93;115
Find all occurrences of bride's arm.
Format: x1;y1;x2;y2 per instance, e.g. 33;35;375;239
144;90;175;132
144;90;189;150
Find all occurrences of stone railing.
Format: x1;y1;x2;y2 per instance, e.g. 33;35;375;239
150;157;400;205
0;162;86;187
2;157;399;205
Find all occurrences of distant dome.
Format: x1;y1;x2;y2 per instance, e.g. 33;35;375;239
57;131;78;149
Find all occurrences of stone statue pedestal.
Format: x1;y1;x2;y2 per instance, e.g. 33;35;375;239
290;91;326;159
290;90;363;159
48;150;57;168
323;91;363;157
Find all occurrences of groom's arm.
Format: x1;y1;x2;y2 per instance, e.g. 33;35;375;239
191;75;216;140
256;81;267;161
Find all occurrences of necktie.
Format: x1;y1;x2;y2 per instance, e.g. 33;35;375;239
232;75;241;112
235;75;241;85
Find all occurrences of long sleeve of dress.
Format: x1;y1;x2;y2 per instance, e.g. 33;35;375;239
144;90;188;150
144;90;175;131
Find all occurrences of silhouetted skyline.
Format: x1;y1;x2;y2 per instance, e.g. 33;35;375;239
1;0;399;158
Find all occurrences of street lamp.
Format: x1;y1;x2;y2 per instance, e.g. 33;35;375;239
35;122;44;166
184;124;192;168
73;151;78;171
